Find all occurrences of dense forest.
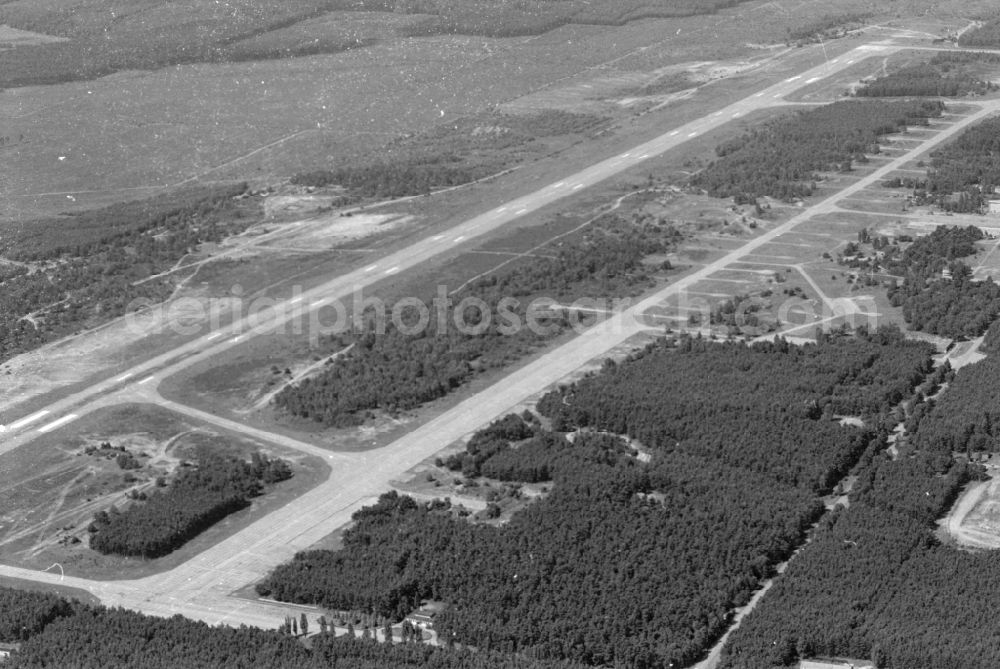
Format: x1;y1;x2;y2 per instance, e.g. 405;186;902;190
0;589;74;642
883;226;1000;339
981;314;1000;353
908;352;1000;454
906;116;1000;212
0;588;580;669
690;100;944;202
0;184;252;366
854;59;997;97
274;218;673;426
88;449;291;559
959;19;1000;47
718;345;1000;669
260;331;934;667
895;265;1000;338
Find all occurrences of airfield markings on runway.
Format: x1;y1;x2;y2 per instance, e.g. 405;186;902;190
5;40;992;627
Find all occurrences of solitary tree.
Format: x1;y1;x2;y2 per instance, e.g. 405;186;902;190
300;613;309;636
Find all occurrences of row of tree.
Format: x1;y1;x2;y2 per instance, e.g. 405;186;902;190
854;61;996;97
0;587;579;668
259;330;935;667
909;116;1000;212
959;19;1000;47
785;12;871;44
88;449;291;559
291;158;500;199
691;100;945;202
910;352;1000;454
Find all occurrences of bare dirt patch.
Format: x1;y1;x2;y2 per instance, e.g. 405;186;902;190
250;210;417;253
0;403;329;580
940;472;1000;550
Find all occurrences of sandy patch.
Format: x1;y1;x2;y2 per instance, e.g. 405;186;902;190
0;288;234;416
263;195;345;218
240;210;414;254
941;475;1000;550
501;56;770;115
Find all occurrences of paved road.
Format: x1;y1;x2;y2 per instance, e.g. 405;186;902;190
2;91;997;631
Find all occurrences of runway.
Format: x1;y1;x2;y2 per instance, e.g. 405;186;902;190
3;38;996;631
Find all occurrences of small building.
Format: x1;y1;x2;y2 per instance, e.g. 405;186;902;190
0;643;21;662
404;600;448;631
405;611;436;629
988;199;1000;215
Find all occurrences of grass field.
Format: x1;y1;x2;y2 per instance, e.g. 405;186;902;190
153;95;1000;444
0;403;329;581
2;16;737;221
2;0;945;223
0;576;100;606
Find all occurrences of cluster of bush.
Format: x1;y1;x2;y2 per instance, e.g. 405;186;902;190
88;450;292;559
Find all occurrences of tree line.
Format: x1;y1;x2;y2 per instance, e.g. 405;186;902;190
690;100;945;202
258;330;934;667
959;19;1000;47
907;116;1000;212
854;61;996;98
0;587;580;669
88;449;291;559
909;352;1000;455
274;219;671;426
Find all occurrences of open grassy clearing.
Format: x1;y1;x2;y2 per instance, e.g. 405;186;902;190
2;4;800;222
0;576;100;607
162;194;681;413
158;181;756;446
4;4;994;450
157;96;992;428
2;0;955;223
651;102;1000;341
0;403;329;581
0;0;786;88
